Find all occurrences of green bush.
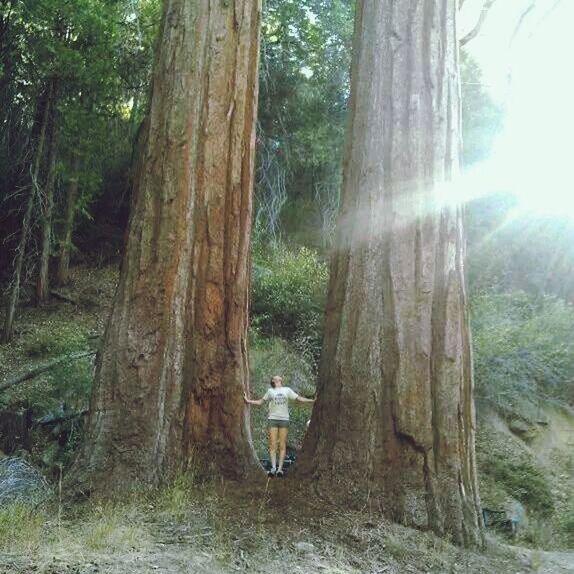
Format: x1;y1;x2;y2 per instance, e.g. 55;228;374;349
251;245;328;365
472;291;574;418
24;322;89;358
3;355;93;414
483;455;554;516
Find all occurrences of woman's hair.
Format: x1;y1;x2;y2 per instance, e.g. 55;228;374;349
270;375;282;388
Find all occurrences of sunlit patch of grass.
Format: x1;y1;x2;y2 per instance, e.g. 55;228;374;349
0;504;46;551
155;470;197;519
383;534;409;562
76;500;150;552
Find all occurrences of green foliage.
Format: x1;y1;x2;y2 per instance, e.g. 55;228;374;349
251;245;328;363
1;319;94;442
19;358;92;413
249;336;316;397
483;455;554;516
0;0;163;279
256;0;353;246
460;51;503;165
155;470;198;520
25;323;88;358
472;290;574;417
519;517;557;549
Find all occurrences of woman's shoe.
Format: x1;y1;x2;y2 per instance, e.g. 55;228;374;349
276;469;284;477
268;468;276;477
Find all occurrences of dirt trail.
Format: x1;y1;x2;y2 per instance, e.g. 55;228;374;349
530;549;574;573
1;536;572;574
1;479;573;574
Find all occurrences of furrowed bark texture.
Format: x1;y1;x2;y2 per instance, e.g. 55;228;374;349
298;0;483;546
71;0;261;489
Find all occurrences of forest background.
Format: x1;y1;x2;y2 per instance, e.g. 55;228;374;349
0;0;573;559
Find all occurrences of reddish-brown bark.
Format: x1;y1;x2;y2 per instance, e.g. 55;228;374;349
298;0;483;546
71;0;261;490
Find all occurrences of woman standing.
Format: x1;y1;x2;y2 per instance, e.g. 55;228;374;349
244;375;314;477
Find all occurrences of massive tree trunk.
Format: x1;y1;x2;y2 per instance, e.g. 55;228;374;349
298;0;483;546
70;0;261;490
3;81;54;342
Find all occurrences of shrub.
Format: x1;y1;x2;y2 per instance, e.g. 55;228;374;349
251;245;328;365
472;291;574;418
4;355;94;415
483;454;554;516
24;322;89;358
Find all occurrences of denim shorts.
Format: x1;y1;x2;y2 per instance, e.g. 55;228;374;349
268;418;290;428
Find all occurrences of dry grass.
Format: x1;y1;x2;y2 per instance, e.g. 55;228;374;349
1;468;572;573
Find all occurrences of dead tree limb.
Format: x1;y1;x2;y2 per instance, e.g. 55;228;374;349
0;350;96;394
510;0;563;47
460;0;499;46
509;1;537;48
36;408;89;426
49;290;79;305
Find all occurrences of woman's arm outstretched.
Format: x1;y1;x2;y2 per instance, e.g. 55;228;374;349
244;392;265;406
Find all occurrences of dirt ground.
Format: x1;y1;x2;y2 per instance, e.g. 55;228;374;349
1;478;573;574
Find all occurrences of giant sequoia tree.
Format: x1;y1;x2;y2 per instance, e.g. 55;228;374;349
298;0;483;546
71;0;261;489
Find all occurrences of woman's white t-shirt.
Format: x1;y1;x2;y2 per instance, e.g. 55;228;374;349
262;387;299;421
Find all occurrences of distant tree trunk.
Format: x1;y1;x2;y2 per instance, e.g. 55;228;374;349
56;155;79;286
3;81;54;342
298;0;483;546
37;98;59;302
129;90;141;140
70;0;261;490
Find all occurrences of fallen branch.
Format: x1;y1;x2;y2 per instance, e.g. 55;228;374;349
0;350;96;394
50;290;79;305
36;408;89;426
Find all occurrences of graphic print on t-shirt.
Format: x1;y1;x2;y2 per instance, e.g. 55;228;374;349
262;387;299;421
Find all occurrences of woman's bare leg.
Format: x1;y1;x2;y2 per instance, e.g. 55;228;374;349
278;427;288;471
268;426;278;470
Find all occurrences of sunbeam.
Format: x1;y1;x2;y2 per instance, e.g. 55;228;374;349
467;0;574;216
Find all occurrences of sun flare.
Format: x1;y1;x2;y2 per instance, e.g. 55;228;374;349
466;0;574;216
